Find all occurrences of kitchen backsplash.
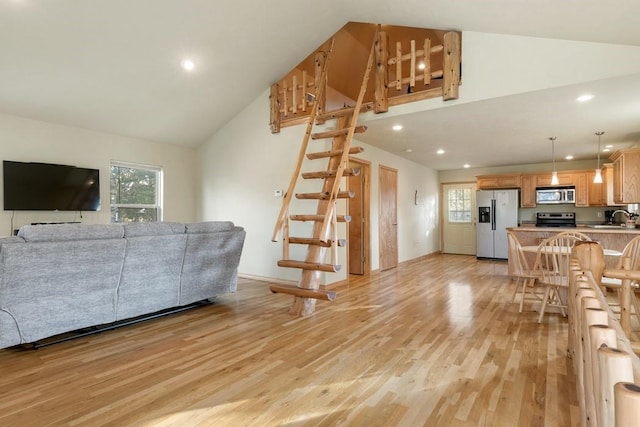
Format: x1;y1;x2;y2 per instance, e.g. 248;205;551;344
519;204;639;225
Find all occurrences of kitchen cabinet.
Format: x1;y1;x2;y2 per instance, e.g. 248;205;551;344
520;174;536;207
602;163;621;206
476;174;521;189
573;172;589;207
479;166;627;207
535;172;573;187
588;170;606;206
588;164;621;206
611;148;640;204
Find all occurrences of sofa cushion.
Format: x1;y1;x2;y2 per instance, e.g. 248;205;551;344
123;221;185;237
179;227;245;304
117;227;187;320
185;221;235;234
18;223;124;242
0;238;126;343
0;236;24;247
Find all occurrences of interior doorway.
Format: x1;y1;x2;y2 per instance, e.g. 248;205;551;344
379;165;398;271
347;158;371;275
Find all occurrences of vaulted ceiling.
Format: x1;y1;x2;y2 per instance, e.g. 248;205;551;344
2;1;640;170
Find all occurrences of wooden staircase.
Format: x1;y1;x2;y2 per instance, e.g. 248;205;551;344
271;31;377;316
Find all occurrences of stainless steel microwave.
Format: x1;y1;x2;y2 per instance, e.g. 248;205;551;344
536;187;576;204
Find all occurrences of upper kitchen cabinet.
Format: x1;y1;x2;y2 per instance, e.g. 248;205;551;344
588;170;606;206
589;163;622;206
611;148;640;204
520;174;536;207
535;172;573;187
573;172;589;207
476;174;521;189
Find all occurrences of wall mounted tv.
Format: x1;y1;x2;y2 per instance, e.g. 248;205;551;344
3;160;101;211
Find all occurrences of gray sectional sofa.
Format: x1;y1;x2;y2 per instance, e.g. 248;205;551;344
0;221;245;349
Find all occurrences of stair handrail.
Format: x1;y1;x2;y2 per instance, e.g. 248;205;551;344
271;39;334;242
317;27;379;241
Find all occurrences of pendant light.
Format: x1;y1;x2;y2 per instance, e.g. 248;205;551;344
549;137;559;185
593;131;604;184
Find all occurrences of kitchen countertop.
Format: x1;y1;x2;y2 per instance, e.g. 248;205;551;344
508;225;640;269
513;225;640;233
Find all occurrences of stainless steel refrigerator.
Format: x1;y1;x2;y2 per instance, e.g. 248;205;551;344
476;189;519;259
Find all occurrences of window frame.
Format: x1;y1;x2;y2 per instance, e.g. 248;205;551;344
110;160;163;223
447;187;472;224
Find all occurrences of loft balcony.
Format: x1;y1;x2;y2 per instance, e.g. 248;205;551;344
269;21;461;133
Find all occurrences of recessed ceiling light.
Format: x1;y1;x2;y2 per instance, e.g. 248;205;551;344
418;62;426;70
576;94;594;102
605;144;613;148
404;148;413;153
463;164;470;168
181;59;195;71
392;124;403;131
603;148;611;152
437;149;445;155
565;155;574;160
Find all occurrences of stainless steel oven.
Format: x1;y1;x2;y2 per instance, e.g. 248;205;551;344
535;212;576;227
536;187;576;205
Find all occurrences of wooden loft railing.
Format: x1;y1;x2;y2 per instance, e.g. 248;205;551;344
570;242;640;426
269;24;461;133
269;48;329;133
374;30;460;113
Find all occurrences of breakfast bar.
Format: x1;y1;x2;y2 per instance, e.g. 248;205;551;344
507;225;640;271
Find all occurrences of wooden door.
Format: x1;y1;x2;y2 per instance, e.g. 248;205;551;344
442;183;477;255
379;165;398;271
348;159;370;275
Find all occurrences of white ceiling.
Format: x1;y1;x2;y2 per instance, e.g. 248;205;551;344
358;74;640;170
2;0;640;170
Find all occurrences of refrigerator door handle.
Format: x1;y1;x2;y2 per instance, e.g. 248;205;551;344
491;199;496;231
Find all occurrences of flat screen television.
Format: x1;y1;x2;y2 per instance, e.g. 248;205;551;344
3;160;101;211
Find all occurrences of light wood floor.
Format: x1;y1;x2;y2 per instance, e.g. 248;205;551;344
0;254;578;426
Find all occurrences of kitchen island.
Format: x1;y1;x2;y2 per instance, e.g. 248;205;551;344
507;225;640;271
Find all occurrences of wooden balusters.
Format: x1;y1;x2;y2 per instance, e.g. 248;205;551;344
569;244;640;426
271;25;462;133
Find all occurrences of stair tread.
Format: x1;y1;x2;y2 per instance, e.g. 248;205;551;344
289;214;351;223
295;191;354;200
288;237;346;247
277;259;341;272
302;168;360;179
307;146;365;160
311;125;367;140
269;284;336;302
315;104;374;122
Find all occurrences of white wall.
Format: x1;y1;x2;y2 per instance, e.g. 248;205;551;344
0;113;198;235
198;89;440;284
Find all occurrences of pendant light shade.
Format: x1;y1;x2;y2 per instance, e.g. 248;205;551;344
549;137;559;185
593;169;603;184
593;131;604;184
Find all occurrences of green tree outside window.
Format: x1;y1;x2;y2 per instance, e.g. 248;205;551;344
110;162;162;223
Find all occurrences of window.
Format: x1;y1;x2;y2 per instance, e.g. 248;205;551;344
448;188;472;223
110;161;162;223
